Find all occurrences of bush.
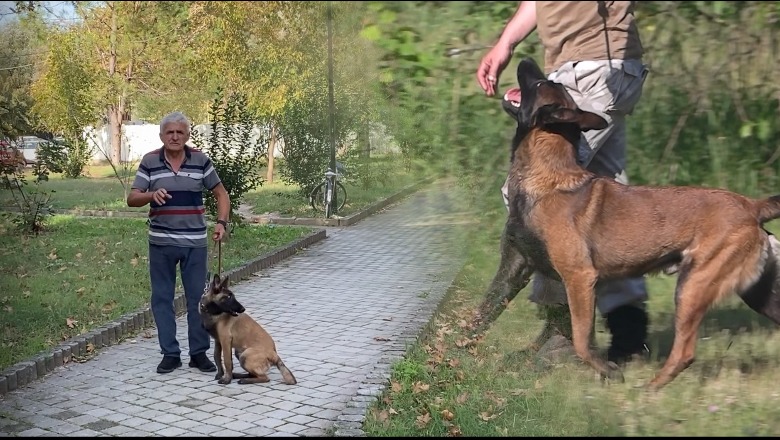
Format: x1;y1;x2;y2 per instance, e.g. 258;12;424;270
191;88;266;225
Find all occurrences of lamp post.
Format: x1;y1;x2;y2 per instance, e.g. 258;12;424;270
326;1;338;217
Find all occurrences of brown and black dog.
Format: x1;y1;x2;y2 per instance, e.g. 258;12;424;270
471;57;780;390
199;274;297;385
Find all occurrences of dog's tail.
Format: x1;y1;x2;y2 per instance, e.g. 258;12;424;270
756;195;780;223
276;358;297;385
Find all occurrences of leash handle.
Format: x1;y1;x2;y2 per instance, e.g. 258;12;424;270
217;239;222;277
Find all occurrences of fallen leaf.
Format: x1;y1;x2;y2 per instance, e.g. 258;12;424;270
3;305;12;313
480;412;498;421
130;258;138;267
441;409;455;421
86;342;95;352
377;409;390;423
388;408;398;415
456;392;469;404
76;287;86;295
66;317;77;328
22;291;31;298
75;253;82;259
391;381;403;393
412;381;430;394
415;412;431;429
47;250;58;260
448;358;461;368
449;425;463;436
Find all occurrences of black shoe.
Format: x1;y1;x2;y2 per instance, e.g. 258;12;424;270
605;304;649;365
189;353;217;372
157;356;182;374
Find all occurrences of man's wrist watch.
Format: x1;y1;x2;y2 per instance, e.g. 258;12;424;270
216;219;229;228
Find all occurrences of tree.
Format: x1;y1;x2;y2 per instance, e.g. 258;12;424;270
0;17;39;140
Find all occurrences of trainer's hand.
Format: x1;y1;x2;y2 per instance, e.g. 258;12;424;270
212;223;226;242
151;188;172;205
476;43;513;97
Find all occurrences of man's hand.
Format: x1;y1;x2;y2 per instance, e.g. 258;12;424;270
212;223;226;242
151;188;172;205
476;43;513;97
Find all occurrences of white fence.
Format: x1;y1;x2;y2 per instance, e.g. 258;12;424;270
84;121;400;164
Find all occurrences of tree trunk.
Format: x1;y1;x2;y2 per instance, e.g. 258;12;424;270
266;124;277;183
358;119;370;158
108;105;123;164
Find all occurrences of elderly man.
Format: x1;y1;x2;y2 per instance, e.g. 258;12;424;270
127;111;231;374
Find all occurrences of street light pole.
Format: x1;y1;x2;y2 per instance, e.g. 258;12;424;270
326;1;338;216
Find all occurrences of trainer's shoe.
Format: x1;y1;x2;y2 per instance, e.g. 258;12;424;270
189;353;217;372
156;356;182;374
605;304;650;365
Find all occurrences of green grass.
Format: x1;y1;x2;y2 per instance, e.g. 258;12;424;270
0;213;313;371
363;184;780;436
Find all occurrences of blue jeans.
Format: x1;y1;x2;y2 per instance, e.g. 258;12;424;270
149;244;210;358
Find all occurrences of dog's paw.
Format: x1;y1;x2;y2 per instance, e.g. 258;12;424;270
601;361;625;383
214;372;222;381
218;376;232;385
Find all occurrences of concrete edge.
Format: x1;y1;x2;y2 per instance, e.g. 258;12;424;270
0;228;327;398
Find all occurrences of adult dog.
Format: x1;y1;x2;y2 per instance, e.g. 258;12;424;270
471;57;780;390
199;274;297;385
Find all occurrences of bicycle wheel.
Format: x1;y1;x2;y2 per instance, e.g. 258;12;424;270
309;182;327;213
333;181;347;213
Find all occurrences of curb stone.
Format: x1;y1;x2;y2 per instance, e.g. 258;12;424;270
0;228;326;398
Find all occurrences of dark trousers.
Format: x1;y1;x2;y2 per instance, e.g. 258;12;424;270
149;244;210;358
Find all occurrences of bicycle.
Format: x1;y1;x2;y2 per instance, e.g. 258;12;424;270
309;167;347;218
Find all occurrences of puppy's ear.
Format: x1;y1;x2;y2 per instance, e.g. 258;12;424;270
218;275;229;290
535;106;608;132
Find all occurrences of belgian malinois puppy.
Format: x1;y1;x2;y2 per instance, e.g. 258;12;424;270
471;57;780;390
199;274;297;385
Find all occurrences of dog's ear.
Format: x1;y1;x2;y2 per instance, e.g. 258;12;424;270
534;106;608;132
218;275;229;290
211;273;220;290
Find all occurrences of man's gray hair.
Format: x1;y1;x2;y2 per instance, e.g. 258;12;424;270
159;111;191;134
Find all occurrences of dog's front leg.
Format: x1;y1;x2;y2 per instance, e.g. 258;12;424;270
471;224;534;335
563;271;623;382
218;337;234;385
213;340;224;381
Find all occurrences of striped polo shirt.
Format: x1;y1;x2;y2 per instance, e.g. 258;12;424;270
131;146;222;248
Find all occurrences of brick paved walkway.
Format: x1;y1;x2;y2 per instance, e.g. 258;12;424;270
0;179;468;437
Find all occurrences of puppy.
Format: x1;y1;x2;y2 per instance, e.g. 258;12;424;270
199;274;297;385
472;57;780;390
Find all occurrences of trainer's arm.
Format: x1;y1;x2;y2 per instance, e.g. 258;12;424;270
212;182;231;224
497;1;538;52
127;188;154;207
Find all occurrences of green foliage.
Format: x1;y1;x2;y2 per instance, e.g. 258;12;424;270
0;166;55;234
191;88;266;225
0;18;38;139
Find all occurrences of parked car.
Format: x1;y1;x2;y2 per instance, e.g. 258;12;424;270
0;139;25;173
19;135;45;165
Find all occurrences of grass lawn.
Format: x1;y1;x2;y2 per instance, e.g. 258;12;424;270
362;181;780;437
0;157;429;217
0;214;314;371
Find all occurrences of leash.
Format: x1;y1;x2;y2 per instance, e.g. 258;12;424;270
217;239;222;277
